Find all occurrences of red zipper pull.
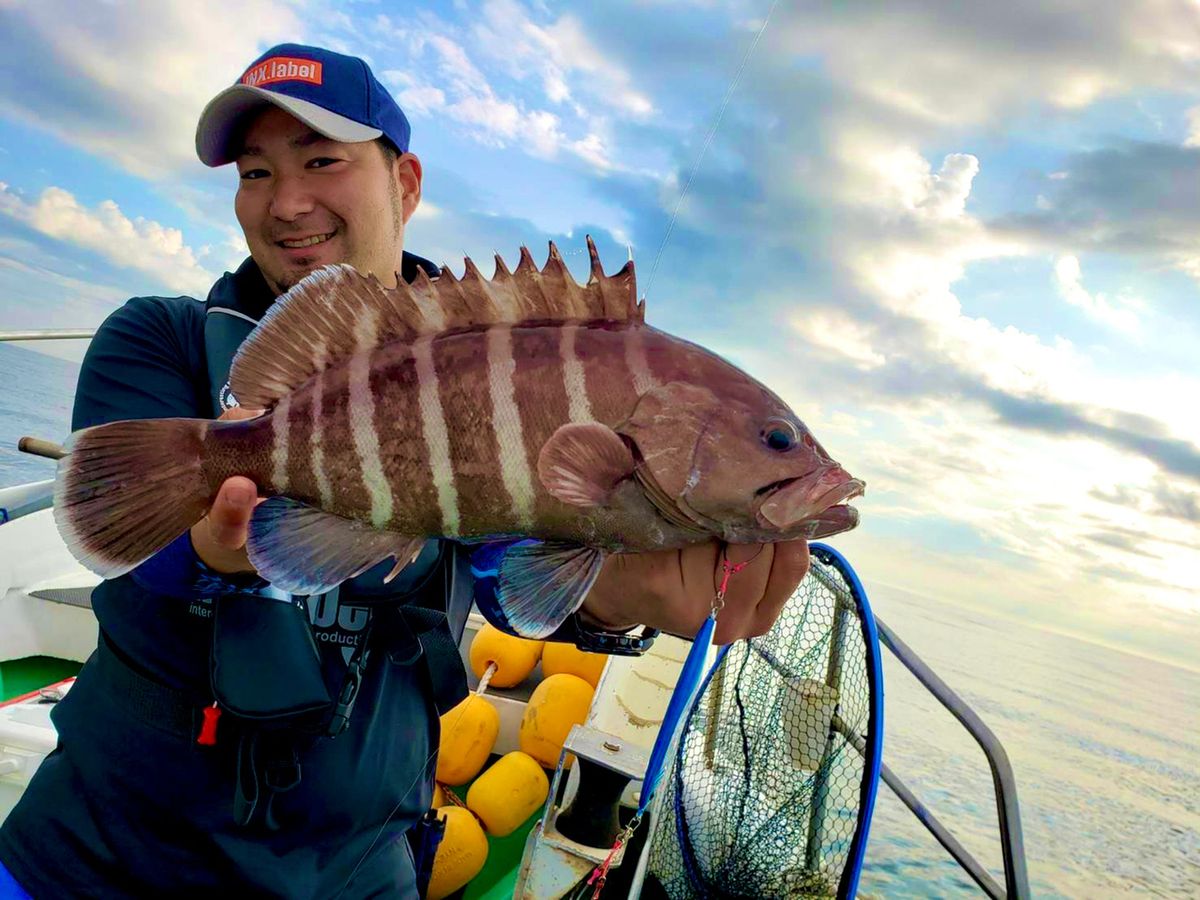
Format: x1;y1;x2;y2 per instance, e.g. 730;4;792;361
197;701;221;746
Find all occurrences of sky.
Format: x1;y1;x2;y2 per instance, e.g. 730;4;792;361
0;0;1197;670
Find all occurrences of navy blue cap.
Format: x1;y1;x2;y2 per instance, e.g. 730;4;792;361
196;43;411;167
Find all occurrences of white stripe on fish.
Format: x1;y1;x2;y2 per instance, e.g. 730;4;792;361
349;312;392;527
487;325;536;529
625;324;658;395
413;335;460;536
560;324;594;423
310;370;334;509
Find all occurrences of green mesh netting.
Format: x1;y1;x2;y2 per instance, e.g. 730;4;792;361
642;553;877;899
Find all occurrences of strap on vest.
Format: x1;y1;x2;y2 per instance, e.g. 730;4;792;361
389;541;471;717
94;631;198;739
204;308;257;413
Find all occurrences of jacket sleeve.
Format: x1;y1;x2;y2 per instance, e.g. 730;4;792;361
71;295;210;430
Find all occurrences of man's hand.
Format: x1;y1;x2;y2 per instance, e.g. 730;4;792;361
189;407;264;574
580;540;811;645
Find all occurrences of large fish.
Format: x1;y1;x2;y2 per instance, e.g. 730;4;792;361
54;240;864;637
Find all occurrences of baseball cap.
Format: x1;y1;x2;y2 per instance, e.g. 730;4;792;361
195;43;411;167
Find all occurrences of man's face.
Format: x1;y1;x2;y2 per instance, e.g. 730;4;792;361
234;106;422;295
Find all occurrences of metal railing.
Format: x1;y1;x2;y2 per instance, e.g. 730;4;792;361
865;617;1031;899
0;329;95;342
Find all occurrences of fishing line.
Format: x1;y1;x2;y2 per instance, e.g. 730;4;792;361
334;722;446;897
642;0;781;302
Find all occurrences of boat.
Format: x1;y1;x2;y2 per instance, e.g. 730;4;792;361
0;329;1031;899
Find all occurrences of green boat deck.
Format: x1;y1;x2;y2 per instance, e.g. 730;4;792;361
0;656;82;702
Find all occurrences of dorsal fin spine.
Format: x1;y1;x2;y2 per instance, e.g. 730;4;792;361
516;245;537;274
229;244;645;409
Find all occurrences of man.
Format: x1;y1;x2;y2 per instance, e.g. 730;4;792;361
0;44;809;898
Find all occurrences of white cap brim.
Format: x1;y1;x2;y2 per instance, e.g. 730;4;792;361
195;84;383;167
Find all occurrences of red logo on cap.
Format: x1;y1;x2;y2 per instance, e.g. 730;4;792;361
241;57;323;88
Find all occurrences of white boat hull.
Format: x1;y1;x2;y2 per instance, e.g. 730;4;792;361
0;503;98;664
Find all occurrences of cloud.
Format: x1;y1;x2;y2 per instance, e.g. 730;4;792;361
996;141;1200;286
375;8;620;170
0;183;215;295
973;388;1200;483
772;1;1200;128
791;310;886;371
1053;255;1142;331
469;0;654;119
0;0;301;178
1085;530;1161;559
1150;481;1200;523
1093;479;1200;525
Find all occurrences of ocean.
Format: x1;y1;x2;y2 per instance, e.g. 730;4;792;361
859;586;1199;898
0;340;1196;897
0;342;77;488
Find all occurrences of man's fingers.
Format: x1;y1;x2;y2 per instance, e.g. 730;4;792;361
584;538;813;644
217;406;266;422
749;540;810;636
205;476;258;550
710;543;770;644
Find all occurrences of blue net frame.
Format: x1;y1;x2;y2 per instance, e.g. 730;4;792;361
641;543;883;899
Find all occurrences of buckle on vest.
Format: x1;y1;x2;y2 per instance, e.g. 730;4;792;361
327;664;362;737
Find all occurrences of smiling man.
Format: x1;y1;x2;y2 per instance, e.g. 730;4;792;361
0;43;810;898
234;106;417;295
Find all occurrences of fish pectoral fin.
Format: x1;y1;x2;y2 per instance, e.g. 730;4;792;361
247;497;423;595
496;542;606;639
537;422;635;507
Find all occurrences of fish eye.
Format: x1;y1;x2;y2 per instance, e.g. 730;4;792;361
762;419;799;452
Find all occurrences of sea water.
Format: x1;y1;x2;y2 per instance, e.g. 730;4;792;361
0;341;1196;897
859;585;1199;898
0;342;76;489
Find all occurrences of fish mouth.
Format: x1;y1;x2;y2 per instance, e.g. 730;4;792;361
799;501;860;539
756;466;865;533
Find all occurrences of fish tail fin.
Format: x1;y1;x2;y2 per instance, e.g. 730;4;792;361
54;418;213;578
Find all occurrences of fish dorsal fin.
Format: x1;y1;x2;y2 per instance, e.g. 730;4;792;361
230;236;640;409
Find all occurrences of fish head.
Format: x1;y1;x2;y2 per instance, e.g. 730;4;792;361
623;380;864;540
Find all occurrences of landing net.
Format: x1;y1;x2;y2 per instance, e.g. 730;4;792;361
641;545;882;899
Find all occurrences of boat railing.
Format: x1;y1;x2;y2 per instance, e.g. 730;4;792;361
869;617;1031;899
0;330;96;342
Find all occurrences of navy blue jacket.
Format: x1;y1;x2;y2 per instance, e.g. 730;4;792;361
0;257;530;898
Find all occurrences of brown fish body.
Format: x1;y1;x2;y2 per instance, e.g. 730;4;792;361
55;240;863;636
205;320;760;551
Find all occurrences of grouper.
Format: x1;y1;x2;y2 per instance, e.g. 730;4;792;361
54;239;864;637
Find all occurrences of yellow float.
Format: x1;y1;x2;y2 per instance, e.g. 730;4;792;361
426;806;488;900
469;624;544;688
519;673;595;769
435;694;500;786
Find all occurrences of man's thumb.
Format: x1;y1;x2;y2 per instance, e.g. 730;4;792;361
207;477;257;549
